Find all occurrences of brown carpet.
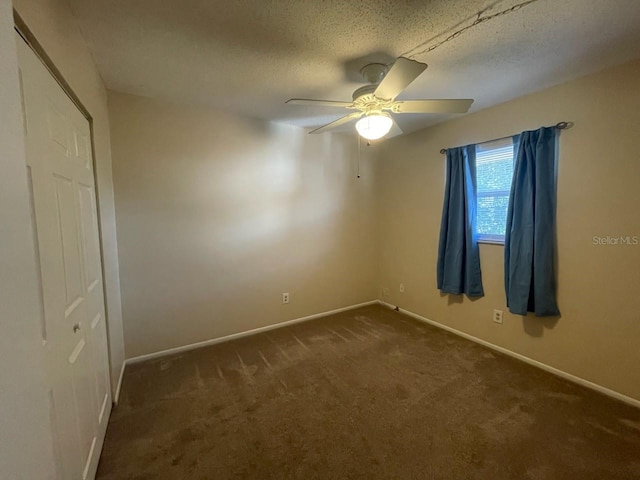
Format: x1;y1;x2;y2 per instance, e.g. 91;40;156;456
97;305;640;479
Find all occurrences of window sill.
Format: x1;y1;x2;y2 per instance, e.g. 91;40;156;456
478;238;505;246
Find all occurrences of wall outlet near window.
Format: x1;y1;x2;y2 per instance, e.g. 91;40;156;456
399;283;405;293
282;292;290;304
493;309;503;324
382;287;390;298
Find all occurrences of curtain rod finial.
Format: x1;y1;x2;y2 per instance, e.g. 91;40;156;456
440;148;447;154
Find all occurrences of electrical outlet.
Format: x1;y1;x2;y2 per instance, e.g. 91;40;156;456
493;309;503;324
399;283;405;293
282;292;290;304
383;287;390;298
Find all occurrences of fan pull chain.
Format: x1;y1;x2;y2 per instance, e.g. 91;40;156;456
357;134;361;178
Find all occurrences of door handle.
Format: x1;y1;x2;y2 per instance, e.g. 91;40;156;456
73;323;81;333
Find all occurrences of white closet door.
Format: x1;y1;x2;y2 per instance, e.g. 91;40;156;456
17;33;111;480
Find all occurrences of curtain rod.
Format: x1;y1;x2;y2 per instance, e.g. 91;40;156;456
439;121;572;154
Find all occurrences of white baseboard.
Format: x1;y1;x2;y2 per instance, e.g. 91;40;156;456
113;360;126;405
378;300;640;409
126;300;379;365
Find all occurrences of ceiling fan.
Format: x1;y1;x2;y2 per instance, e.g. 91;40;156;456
286;57;473;140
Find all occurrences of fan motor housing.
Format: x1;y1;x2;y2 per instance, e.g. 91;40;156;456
352;85;394;113
352;63;395;112
360;63;388;84
352;84;376;101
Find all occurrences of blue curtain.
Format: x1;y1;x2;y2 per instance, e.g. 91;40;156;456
437;145;484;298
504;127;560;316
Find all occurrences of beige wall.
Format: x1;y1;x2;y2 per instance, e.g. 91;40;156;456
374;60;640;401
0;0;55;475
14;0;126;393
108;92;377;358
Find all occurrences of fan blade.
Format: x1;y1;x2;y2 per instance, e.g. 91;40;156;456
386;121;403;139
309;112;362;134
286;98;354;108
373;57;427;101
393;99;474;114
374;120;403;142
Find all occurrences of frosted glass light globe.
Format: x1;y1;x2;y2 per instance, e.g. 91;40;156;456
355;114;393;140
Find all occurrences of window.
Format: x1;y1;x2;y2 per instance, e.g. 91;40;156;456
475;138;514;244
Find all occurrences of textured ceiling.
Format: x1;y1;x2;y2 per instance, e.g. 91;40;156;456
68;0;640;134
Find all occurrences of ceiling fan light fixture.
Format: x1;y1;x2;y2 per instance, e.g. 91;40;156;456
355;114;393;140
286;57;472;137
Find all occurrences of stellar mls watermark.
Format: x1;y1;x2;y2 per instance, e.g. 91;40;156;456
592;235;639;246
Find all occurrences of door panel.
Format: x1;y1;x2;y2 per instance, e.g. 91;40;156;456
17;33;111;480
68;337;97;480
25;165;49;343
78;184;100;293
90;312;110;426
46;100;71;154
47;388;65;478
54;174;85;311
